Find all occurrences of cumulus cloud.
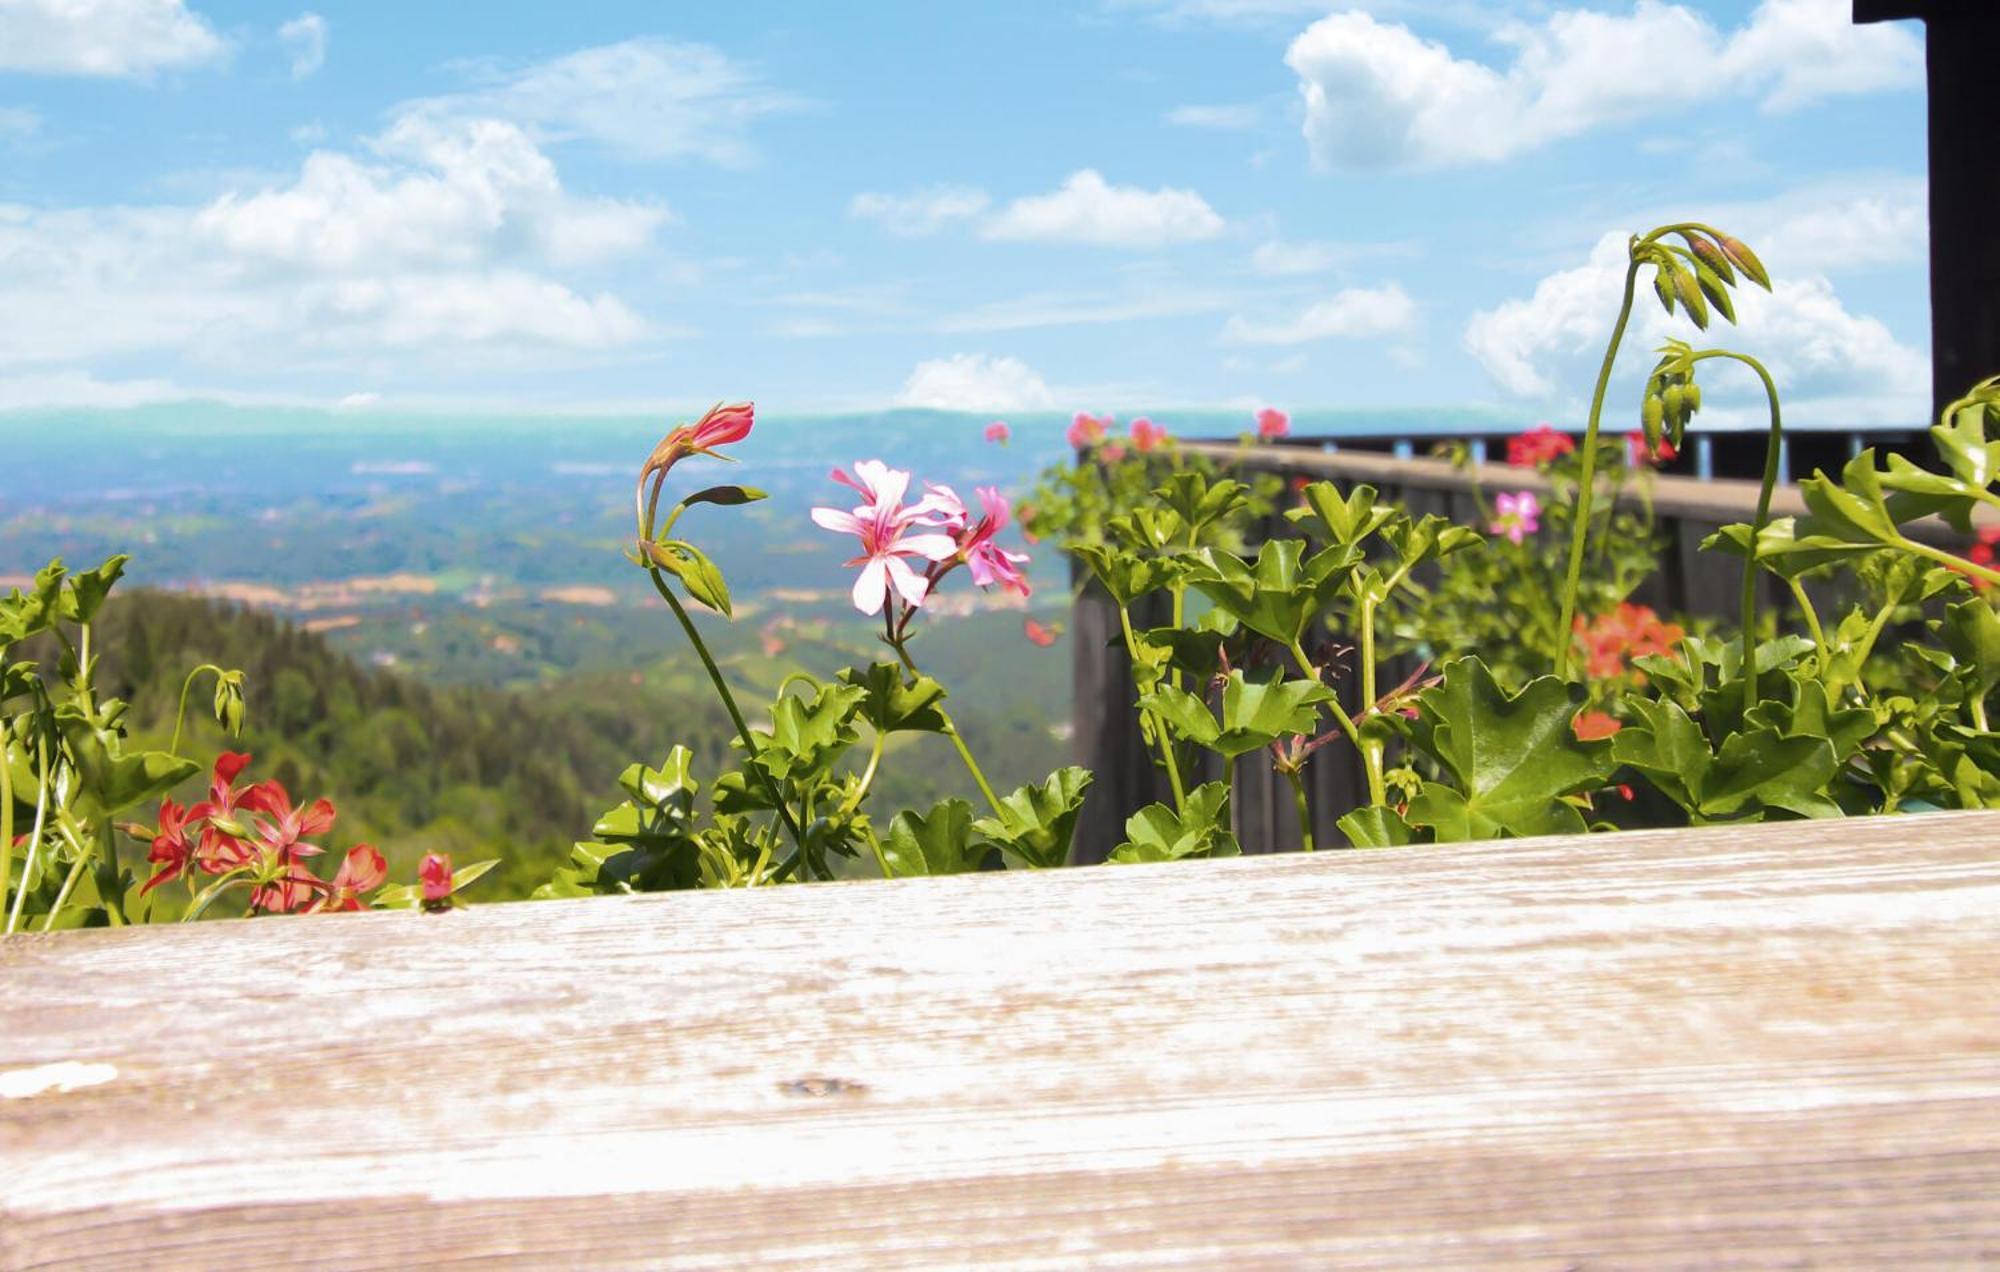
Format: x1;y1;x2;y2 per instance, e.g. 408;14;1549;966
848;186;990;236
1286;0;1922;172
1463;226;1927;424
896;354;1057;411
398;38;800;167
0;0;227;77
0;109;661;384
279;12;326;80
1222;284;1417;345
981;170;1226;248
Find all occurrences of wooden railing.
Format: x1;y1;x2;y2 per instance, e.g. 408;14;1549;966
3;811;1996;1266
1069;439;1991;860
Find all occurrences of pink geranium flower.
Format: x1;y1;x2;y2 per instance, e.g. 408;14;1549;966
984;421;1010;444
1490;491;1541;544
642;402;755;481
1130;417;1167;452
1066;412;1111;449
1256;407;1290;440
1100;442;1128;463
957;486;1031;597
812;461;960;615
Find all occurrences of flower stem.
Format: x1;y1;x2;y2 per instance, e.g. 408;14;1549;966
184;868;252;922
1288;640;1383;805
1686;351;1783;713
0;728;14;928
5;737;50;936
1118;605;1187;811
169;663;224;759
645;567;805;856
1787;577;1826;673
1283;767;1315;852
1556;257;1641;679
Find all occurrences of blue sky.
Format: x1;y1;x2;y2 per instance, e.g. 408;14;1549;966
0;0;1933;425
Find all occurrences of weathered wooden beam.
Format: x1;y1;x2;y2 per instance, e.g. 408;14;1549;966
1853;0;2000;419
4;812;1998;1267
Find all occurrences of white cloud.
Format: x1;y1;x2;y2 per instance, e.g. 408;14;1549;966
279;12;326;80
1464;227;1927;424
1166;104;1259;129
1222;284;1417;345
398;38;799;167
1248;238;1419;276
0;108;662;387
0;0;227;77
849;186;990;236
896;353;1057;411
981;170;1225;248
1286;0;1922;172
195;114;666;272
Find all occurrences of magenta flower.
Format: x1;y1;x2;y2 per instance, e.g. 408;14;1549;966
1130;417;1167;452
1256;407;1290;440
1490;491;1541;545
812;461;960;615
984;420;1010;444
957;486;1032;597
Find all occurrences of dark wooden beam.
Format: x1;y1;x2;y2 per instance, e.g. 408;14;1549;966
1852;0;2000;421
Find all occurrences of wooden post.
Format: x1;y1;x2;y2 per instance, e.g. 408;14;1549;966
1854;0;2000;420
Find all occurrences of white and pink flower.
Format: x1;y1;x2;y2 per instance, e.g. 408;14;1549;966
812;461;960;615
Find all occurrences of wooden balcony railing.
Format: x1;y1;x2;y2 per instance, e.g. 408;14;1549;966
3;811;1995;1267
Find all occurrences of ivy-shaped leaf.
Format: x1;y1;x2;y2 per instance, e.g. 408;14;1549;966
973;766;1093;870
1336;805;1417;848
1403;657;1613;841
1185;539;1360;648
1141;670;1332;758
882;798;982;876
1109;782;1240;863
839;662;950;735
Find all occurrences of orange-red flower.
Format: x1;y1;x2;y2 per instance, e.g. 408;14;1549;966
1572;710;1623;741
1507;424;1574;468
1574;603;1685;682
1023;617;1058;648
1626;429;1677;466
139;798;194;895
420;852;455;912
1130;417;1168;452
310;844;387;914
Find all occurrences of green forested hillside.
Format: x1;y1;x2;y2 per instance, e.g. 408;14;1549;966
83;592;740;897
73;591;1068;898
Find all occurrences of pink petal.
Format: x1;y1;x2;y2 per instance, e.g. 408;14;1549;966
811;506;864;535
898;533;960;562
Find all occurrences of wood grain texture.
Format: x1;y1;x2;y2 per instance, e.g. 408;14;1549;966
4;812;1999;1269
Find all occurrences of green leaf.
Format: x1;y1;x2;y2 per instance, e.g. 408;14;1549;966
681;484;768;509
55;709;200;818
62;555;127;624
973;766;1093;870
839;662;950;734
1109;782;1239;863
1939;597;2000;703
1403;657;1612;841
882;799;982;876
647;539;733;616
1185;539;1360;648
1336;805;1416;848
753;682;866;781
1072;543;1175;607
1286;482;1396;547
1141;670;1332;758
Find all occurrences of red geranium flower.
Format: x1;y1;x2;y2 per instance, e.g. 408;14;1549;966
1506;423;1575;468
1574;603;1685;682
241;782;336;913
187;751;276;873
1256;407;1290;440
639;402;755;496
1572;710;1623;741
420;851;455;912
140;798;195;895
1023;617;1058;648
1626;430;1677;466
309;844;387;914
1130;418;1168;453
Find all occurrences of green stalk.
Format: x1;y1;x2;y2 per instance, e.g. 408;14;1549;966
40;848;89;933
1556;258;1641;680
1687;351;1783;713
886;625;1006;817
0;721;14;928
1893;536;2000;589
1787;577;1827;674
170;664;225;759
1288;640;1382;805
1118;604;1187;811
645;567;804;858
183;868;253;922
5;737;50;936
1283;767;1315;852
